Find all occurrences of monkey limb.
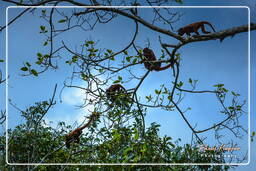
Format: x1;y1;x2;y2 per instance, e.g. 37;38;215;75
178;21;216;36
65;112;99;148
142;48;174;71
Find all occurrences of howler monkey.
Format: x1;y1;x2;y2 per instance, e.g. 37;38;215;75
142;48;174;71
65;112;98;148
106;84;131;107
178;21;216;36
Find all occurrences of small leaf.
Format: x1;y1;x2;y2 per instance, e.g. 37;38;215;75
175;0;183;4
0;59;4;62
113;80;120;84
81;73;88;80
146;95;152;102
26;62;31;67
20;67;28;71
58;19;67;23
126;56;131;62
43;41;48;46
179;81;183;87
44;54;50;58
107;49;112;54
37;53;42;57
155;89;160;95
228;106;234;110
222;88;228;93
118;76;122;81
167;96;172;100
99;68;104;73
36;61;42;65
40;25;45;31
189;78;192;84
31;69;38;76
87;41;94;44
134;131;139;140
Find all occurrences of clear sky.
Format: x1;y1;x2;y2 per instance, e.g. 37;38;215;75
0;0;255;170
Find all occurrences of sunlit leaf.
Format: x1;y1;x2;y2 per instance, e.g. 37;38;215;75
58;19;67;23
20;67;28;71
31;69;38;76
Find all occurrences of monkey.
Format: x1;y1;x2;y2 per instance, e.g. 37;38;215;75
142;48;174;71
106;84;126;103
65;112;98;148
106;84;132;107
178;21;216;37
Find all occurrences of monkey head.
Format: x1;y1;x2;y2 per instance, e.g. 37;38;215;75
143;48;154;59
178;28;185;36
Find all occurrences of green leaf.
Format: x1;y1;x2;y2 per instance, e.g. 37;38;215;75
99;68;104;73
155;89;160;95
146;95;152;102
107;49;112;54
26;62;31;67
0;59;4;62
167;95;172;100
36;61;42;65
31;69;38;76
87;41;94;44
44;54;50;58
177;81;183;88
81;73;88;80
37;53;42;58
72;56;78;62
20;67;28;71
123;50;128;55
126;56;131;62
118;76;122;81
134;131;139;140
214;84;224;88
175;0;183;4
113;80;120;84
189;78;192;84
87;48;94;52
43;41;48;46
40;25;45;31
58;19;67;23
228;106;234;110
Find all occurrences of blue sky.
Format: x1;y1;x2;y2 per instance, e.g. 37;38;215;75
0;0;255;170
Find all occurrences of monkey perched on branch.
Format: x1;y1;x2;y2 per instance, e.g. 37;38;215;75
178;21;216;36
142;48;174;71
106;84;132;108
65;112;99;148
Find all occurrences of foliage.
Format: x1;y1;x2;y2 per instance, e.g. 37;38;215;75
0;101;232;170
0;0;251;169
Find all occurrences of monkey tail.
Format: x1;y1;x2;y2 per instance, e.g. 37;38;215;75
155;63;173;71
79;113;98;130
202;21;216;32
